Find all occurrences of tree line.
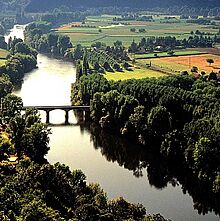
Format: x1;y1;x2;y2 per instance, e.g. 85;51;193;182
128;35;214;54
0;37;37;85
0;160;171;221
0;67;170;221
71;73;220;197
0;24;171;221
24;21;73;58
90;124;220;216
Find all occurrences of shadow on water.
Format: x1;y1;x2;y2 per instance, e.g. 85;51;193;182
87;123;220;218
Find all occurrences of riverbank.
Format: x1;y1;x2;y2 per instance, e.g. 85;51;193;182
8;24;220;221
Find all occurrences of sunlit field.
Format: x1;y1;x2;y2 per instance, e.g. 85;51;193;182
55;14;218;47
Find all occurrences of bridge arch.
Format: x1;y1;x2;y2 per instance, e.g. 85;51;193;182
22;105;90;125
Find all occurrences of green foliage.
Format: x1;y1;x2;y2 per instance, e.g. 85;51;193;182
1;94;23;123
73;44;83;60
1;38;38;85
73;72;220;193
0;35;7;50
0;134;12;161
8;109;51;162
87;49;121;72
0;162;148;220
0;75;13;99
108;197;146;220
71;74;110;105
128;35;213;54
23;123;50;163
147;105;172;137
25;22;72;58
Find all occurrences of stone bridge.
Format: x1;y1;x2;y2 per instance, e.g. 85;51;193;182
22;105;90;124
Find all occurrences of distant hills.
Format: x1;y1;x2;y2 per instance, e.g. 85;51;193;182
25;0;220;12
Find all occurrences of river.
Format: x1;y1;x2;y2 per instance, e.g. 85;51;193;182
6;25;219;221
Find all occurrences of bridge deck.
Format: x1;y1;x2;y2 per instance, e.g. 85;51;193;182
22;105;90;111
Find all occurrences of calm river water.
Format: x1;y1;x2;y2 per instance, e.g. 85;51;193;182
7;25;219;221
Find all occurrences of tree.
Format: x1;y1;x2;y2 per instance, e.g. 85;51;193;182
8;114;26;158
82;50;89;75
192;137;220;180
57;35;72;55
0;35;7;49
139;28;146;33
20;198;63;221
9;38;23;53
103;62;113;72
8;109;50;162
208;71;217;81
14;42;32;54
0;75;13;99
113;40;122;47
206;58;214;66
23;122;51;163
47;33;58;48
147;105;172;137
0;134;12;161
113;63;122;71
1;94;23;123
108;197;146;220
191;66;198;73
129;40;138;53
74;44;83;60
167;50;175;56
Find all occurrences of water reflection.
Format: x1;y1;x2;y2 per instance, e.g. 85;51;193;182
89;124;220;217
9;24;219;221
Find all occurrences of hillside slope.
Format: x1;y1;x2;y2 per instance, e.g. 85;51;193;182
25;0;220;12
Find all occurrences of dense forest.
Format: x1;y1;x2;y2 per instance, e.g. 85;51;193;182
71;73;220;212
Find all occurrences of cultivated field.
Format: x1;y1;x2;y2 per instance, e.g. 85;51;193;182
55;14;218;47
133;49;206;59
138;54;220;73
0;49;9;66
0;48;9;59
55;14;220;80
105;67;166;81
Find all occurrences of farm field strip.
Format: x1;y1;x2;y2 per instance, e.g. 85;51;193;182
134;50;207;59
0;49;9;59
0;59;7;66
105;68;166;81
138;54;220;73
56;14;218;47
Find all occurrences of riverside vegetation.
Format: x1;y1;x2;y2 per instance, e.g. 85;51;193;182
0;14;171;221
1;2;220;220
71;73;220;216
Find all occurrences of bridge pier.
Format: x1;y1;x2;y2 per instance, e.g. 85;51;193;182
22;105;90;125
85;110;90;122
75;110;84;123
65;110;69;125
46;110;50;124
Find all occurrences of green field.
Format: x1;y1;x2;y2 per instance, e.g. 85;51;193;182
0;59;6;66
55;14;218;47
0;48;9;59
0;49;9;66
134;50;206;59
105;68;166;81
